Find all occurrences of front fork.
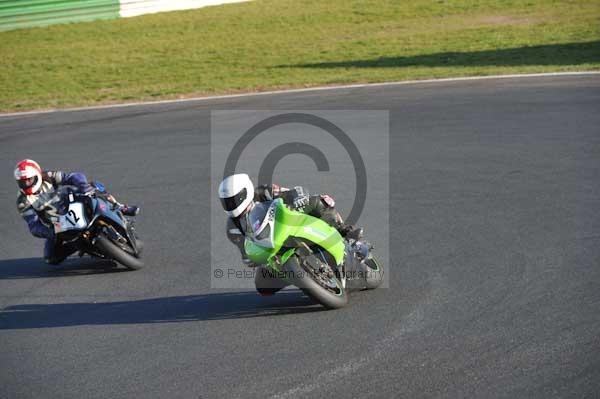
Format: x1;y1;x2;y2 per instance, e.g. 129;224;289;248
90;220;138;255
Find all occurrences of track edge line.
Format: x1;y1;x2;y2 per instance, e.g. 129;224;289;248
2;71;599;118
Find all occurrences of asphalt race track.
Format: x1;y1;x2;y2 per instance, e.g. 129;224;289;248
1;74;599;398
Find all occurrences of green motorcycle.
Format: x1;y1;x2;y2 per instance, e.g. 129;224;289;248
244;198;384;309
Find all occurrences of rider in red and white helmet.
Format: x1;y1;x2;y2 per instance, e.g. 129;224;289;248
14;159;44;196
14;159;139;264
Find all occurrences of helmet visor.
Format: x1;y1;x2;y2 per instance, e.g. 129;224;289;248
18;176;38;191
220;187;248;212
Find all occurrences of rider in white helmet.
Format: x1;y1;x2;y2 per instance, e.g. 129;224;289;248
14;159;139;264
218;173;361;295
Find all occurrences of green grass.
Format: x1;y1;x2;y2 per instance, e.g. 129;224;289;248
1;0;599;112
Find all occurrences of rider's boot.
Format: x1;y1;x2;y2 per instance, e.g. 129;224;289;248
101;193;139;217
120;205;140;217
324;208;363;240
338;223;363;241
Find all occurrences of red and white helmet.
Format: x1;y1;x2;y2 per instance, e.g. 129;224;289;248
14;159;43;195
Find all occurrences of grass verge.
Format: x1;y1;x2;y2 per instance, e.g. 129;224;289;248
1;0;599;112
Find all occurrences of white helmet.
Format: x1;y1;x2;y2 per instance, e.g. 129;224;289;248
218;173;255;218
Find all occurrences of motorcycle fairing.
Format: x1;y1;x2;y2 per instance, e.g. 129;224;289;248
244;199;345;267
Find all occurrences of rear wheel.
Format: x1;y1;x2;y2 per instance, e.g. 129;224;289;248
94;235;144;270
285;255;347;309
363;256;384;290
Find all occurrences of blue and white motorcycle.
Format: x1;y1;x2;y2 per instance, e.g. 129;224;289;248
42;184;143;270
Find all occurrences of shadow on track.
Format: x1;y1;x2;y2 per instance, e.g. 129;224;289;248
0;257;129;280
0;291;321;329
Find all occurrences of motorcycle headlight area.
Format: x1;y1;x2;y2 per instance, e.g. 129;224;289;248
246;201;276;248
256;224;271;241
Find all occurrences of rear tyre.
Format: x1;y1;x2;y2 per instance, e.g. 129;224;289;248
363;256;384;290
285;255;348;309
95;235;144;270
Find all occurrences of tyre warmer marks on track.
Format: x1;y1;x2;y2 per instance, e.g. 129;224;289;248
270;274;444;399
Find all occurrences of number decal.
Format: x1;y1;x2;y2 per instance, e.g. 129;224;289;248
55;203;86;233
66;210;80;226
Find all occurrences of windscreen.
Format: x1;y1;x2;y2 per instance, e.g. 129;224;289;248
36;186;71;216
246;201;272;236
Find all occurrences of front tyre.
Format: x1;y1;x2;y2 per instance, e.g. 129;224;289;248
94;235;144;270
285;255;348;309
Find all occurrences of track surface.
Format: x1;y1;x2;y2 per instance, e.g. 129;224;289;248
1;75;599;398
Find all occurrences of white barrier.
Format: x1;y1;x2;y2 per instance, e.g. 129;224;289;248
119;0;249;18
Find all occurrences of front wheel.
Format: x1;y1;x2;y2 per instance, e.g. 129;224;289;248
94;235;144;270
285;255;348;309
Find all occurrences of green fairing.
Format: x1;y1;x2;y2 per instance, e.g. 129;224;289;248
244;199;345;269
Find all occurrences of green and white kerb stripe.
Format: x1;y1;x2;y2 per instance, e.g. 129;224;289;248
0;0;248;32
